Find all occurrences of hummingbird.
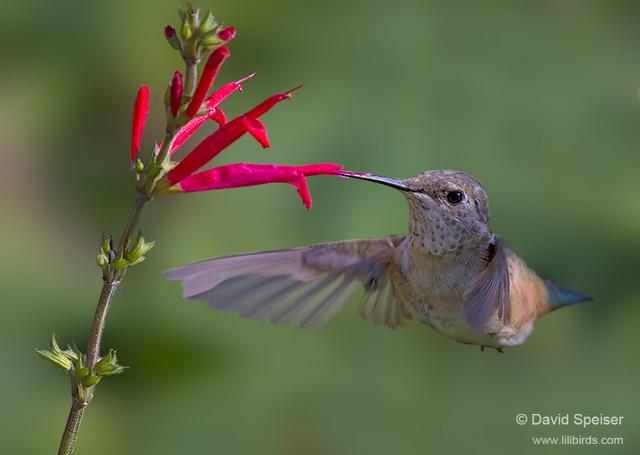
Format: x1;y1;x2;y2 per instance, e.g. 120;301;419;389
164;170;591;351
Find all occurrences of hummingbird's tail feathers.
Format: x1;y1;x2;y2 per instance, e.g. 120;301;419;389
163;236;408;329
544;279;592;310
464;238;511;332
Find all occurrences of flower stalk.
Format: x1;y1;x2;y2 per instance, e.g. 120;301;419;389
41;5;341;455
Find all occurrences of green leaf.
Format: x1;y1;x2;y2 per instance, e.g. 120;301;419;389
198;11;218;34
82;375;101;387
111;258;129;270
35;334;75;371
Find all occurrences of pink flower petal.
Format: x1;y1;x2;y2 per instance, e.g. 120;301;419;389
243;117;269;148
170;115;209;154
169;108;226;155
209;108;226;126
296;163;347;176
172;162;342;209
166;89;297;185
167;74;253;156
131;85;149;163
185;46;230;117
294;174;312;209
204;72;255;109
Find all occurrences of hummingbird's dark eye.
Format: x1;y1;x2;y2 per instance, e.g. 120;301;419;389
445;190;464;205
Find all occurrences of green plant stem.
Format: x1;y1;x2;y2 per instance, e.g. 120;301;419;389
56;48;199;455
57;400;84;455
57;194;147;455
86;281;119;368
184;58;199;98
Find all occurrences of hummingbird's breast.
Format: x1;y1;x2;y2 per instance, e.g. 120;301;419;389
394;240;543;348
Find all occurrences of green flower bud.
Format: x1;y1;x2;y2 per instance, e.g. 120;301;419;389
164;25;181;50
97;252;109;268
95;350;114;368
105;365;127;376
200;32;222;48
61;347;78;363
198;11;218;35
36;334;76;371
111;258;129;270
101;236;113;256
83;375;101;387
126;231;155;263
36;349;73;371
135;158;145;173
95;349;127;376
127;257;146;266
71;344;85;369
75;367;89;381
181;22;192;40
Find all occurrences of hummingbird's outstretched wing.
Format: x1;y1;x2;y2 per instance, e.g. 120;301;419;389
163;236;410;329
463;237;511;331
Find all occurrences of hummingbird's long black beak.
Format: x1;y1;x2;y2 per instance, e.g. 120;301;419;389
336;171;419;192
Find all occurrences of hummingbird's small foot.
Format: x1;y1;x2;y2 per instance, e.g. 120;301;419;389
480;345;504;353
480;346;485;352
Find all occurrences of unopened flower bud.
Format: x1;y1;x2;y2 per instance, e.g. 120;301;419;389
200;32;222;48
36;350;72;370
180;22;192;40
218;26;236;42
198;11;218;35
36;334;76;371
126;231;155;263
111;258;129;270
75;367;89;381
170;71;183;117
127;257;146;266
83;375;101;387
101;236;113;255
95;349;127;376
97;252;109;268
164;25;181;50
131;85;150;163
135;158;145;173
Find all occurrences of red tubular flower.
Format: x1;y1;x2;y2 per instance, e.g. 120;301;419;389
168;73;255;155
185;46;230;117
204;72;255;109
218;26;236;42
170;108;225;154
166;87;300;185
130;85;149;163
169;71;183;117
172;163;342;209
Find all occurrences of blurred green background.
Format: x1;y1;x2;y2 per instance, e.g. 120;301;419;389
1;0;639;453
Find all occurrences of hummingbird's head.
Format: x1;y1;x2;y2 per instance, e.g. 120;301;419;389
340;169;492;256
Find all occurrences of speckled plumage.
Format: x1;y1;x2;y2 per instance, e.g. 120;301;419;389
165;169;590;350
